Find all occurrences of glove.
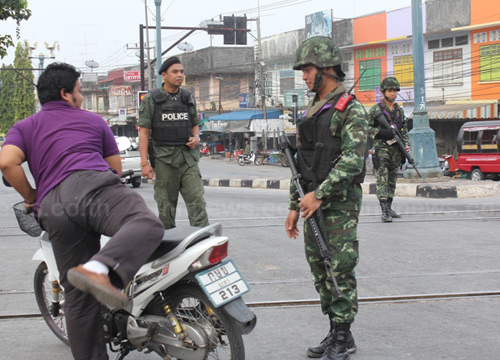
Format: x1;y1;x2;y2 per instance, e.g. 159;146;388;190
377;128;394;141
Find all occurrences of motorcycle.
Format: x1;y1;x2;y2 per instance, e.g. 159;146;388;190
254;152;289;167
200;144;211;156
237;152;255;166
12;201;257;360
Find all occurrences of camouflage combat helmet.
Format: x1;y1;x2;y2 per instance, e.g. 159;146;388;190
380;77;400;91
293;36;343;72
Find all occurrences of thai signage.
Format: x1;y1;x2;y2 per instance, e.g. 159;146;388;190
124;71;141;82
110;86;132;97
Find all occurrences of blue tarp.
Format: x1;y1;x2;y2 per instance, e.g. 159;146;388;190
208;110;282;121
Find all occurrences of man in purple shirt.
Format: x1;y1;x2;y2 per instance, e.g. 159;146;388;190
0;63;163;360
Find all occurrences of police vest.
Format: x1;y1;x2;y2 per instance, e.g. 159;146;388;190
151;88;193;146
296;96;365;184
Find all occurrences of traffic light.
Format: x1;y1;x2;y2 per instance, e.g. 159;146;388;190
235;16;247;45
137;91;148;109
223;16;235;45
223;15;247;45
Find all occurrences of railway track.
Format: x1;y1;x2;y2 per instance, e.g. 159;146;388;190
2;290;499;321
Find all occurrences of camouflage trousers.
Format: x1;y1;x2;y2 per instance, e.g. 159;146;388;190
303;201;360;324
375;145;404;200
154;158;209;229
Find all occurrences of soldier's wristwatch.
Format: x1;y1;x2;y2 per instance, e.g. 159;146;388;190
314;189;325;200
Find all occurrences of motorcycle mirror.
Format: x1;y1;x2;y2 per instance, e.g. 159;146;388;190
2;176;12;187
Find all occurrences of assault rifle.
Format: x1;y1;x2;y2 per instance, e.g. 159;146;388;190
373;109;422;178
280;132;342;298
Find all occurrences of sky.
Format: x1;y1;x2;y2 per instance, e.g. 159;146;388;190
0;0;412;73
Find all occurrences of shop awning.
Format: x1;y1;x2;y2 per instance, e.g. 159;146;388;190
206;110;283;132
412;101;498;120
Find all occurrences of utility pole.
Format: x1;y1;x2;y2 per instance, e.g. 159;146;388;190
154;0;162;88
216;75;223;114
408;0;441;178
144;0;153;91
256;9;268;151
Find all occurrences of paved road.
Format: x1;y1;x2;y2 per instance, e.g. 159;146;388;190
1;168;499;359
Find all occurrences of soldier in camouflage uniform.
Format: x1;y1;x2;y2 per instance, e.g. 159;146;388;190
368;77;410;222
138;56;209;229
285;36;368;360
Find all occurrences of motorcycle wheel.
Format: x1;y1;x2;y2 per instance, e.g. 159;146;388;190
168;284;245;360
34;262;69;346
254;156;263;166
237;157;246;166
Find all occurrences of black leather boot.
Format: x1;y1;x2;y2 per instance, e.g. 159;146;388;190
320;323;351;360
379;200;393;222
307;327;357;358
387;198;401;218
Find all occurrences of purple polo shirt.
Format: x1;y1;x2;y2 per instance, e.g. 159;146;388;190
3;101;119;207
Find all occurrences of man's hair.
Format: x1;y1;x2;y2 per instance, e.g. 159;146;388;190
37;62;81;105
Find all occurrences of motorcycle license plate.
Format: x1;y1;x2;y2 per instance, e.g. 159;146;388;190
195;260;250;308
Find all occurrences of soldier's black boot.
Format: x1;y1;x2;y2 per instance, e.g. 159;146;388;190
320;323;351;360
387;197;401;218
307;319;357;358
379;200;393;222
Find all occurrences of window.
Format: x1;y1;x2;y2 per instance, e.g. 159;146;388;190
359;59;381;91
393;55;414;87
343;52;352;61
428;39;440;49
199;81;209;102
455;35;468;46
280;70;295;95
479;44;500;82
365;49;375;58
480;130;498;151
355;50;364;60
341;63;349;73
462;130;478;151
441;37;453;47
222;80;240;101
433;49;463;86
376;47;385;57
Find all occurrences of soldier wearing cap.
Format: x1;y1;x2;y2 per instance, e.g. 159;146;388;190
285;36;368;360
138;56;208;229
368;77;410;222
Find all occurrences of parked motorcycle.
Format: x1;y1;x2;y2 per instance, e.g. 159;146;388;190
254;152;289;167
237;152;255;166
200;144;211;156
12;201;256;360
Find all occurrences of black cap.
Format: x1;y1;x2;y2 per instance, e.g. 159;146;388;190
159;56;181;74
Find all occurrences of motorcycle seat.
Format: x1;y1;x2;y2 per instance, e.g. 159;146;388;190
146;226;212;262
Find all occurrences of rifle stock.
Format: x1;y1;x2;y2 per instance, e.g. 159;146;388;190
375;110;422;178
280;132;342;298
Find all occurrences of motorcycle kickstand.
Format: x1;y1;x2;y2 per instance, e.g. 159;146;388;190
115;347;129;360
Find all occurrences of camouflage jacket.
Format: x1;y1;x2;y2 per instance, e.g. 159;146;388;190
368;99;409;148
289;84;368;211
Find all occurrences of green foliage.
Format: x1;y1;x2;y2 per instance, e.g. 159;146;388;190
0;64;16;134
0;41;35;133
0;0;32;59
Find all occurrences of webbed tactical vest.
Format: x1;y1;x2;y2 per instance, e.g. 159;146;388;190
151;88;193;145
296;97;365;184
378;102;405;134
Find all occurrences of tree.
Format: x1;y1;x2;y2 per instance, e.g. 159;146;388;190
0;64;16;134
0;41;35;133
0;0;32;59
12;41;35;121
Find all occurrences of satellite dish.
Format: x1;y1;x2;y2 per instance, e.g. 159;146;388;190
177;42;194;52
85;60;100;69
116;136;131;152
